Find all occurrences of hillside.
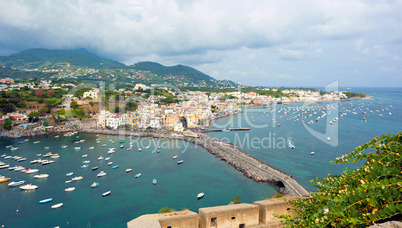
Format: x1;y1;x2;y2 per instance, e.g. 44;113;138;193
0;66;56;80
0;48;125;70
0;48;237;88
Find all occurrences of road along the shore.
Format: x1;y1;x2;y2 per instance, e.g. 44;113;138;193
79;129;311;197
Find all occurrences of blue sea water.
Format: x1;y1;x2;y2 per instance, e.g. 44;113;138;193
0;87;401;227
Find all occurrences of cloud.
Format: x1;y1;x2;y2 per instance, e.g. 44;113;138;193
0;0;401;86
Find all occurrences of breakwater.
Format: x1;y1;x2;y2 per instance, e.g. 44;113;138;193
79;129;310;197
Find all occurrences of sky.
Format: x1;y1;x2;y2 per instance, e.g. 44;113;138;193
0;0;401;87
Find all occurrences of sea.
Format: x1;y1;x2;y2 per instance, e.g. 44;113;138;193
0;87;401;228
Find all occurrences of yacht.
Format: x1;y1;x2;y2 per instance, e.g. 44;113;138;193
20;184;38;190
153;179;157;185
177;160;184;165
42;160;55;165
102;191;111;197
83;160;90;163
72;176;83;181
0;164;10;169
8;179;25;187
26;169;39;174
125;169;132;173
43;152;53;158
112;165;119;169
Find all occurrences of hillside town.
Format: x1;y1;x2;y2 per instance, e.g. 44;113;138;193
0;78;359;136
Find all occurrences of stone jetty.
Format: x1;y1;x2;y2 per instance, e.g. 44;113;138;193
79;129;310;197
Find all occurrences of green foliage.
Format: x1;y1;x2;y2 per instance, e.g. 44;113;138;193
158;206;175;214
279;132;402;227
273;193;283;198
125;101;138;111
233;195;242;204
343;91;366;99
37;98;44;103
2;117;13;130
39;106;49;115
1;103;16;114
72;107;85;119
70;100;78;109
55;109;66;115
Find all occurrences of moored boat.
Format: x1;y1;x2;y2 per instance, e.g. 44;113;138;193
91;182;99;188
0;176;10;183
197;192;205;199
66;172;73;177
177;160;184;165
152;179;157;185
92;166;99;171
126;169;132;173
97;171;107;177
34;174;49;179
26;168;39;174
135;173;141;178
71;176;83;181
20;184;38;190
39;198;53;204
65;187;75;192
8;179;25;187
51;203;63;209
102;191;111;197
112;165;119;169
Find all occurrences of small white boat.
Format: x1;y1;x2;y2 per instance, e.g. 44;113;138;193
89;147;94;150
42;160;55;165
177;160;184;165
135;173;141;178
33;141;40;144
102;191;111;197
8;179;25;187
20;184;38;190
327;137;331;141
81;164;88;168
39;198;53;204
138;148;142;151
10;147;19;151
83;160;90;163
97;171;106;177
43;153;53;158
197;192;205;199
65;180;72;184
17;157;27;162
51;154;60;158
107;162;113;166
34;174;49;179
65;187;75;192
61;145;67;149
74;147;82;150
51;203;63;209
55;135;59;138
82;154;88;158
126;169;132;173
105;157;110;161
71;176;83;181
172;156;178;159
311;152;315;155
66;172;73;177
98;156;104;160
91;182;99;188
26;169;39;174
102;144;107;147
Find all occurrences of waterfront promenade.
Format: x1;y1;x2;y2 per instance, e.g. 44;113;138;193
80;129;310;197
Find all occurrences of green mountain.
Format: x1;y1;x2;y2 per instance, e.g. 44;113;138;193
0;48;125;70
0;48;237;87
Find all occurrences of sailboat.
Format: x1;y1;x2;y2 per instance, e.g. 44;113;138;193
311;143;315;155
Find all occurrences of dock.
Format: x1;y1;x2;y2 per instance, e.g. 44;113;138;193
201;128;250;133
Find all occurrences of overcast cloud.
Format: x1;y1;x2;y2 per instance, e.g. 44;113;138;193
0;0;401;87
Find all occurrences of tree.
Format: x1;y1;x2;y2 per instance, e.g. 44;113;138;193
47;88;54;96
2;117;13;130
158;207;174;214
45;98;63;113
39;106;49;115
70;100;78;109
28;111;40;123
36;89;44;98
279;132;402;227
37;98;44;103
233;195;242;204
125;101;138;111
2;103;16;113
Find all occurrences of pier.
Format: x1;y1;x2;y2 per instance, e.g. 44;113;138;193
201;127;250;133
79;129;310;197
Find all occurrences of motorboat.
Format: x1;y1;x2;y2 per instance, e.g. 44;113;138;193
66;172;74;176
34;174;49;179
92;166;99;171
81;164;88;168
138;148;142;151
177;160;184;165
126;169;132;173
26;169;39;174
61;145;67;149
44;147;50;149
20;184;38;190
82;154;88;158
42;160;55;165
74;147;82;150
135;173;141;178
33;141;40;144
65;180;72;183
10;147;19;151
89;147;94;150
107;162;113;166
30;159;40;164
197;192;205;199
0;176;10;183
8;179;25;187
102;144;107;147
102;191;111;197
105;157;110;161
39;198;53;204
72;176;83;181
97;171;106;177
51;154;60;158
120;145;124;149
51;203;63;209
152;179;157;185
91;182;99;188
0;164;10;169
83;160;90;164
112;165;119;169
65;187;75;192
311;152;315;155
43;153;53;158
98;156;104;160
327;137;331;141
